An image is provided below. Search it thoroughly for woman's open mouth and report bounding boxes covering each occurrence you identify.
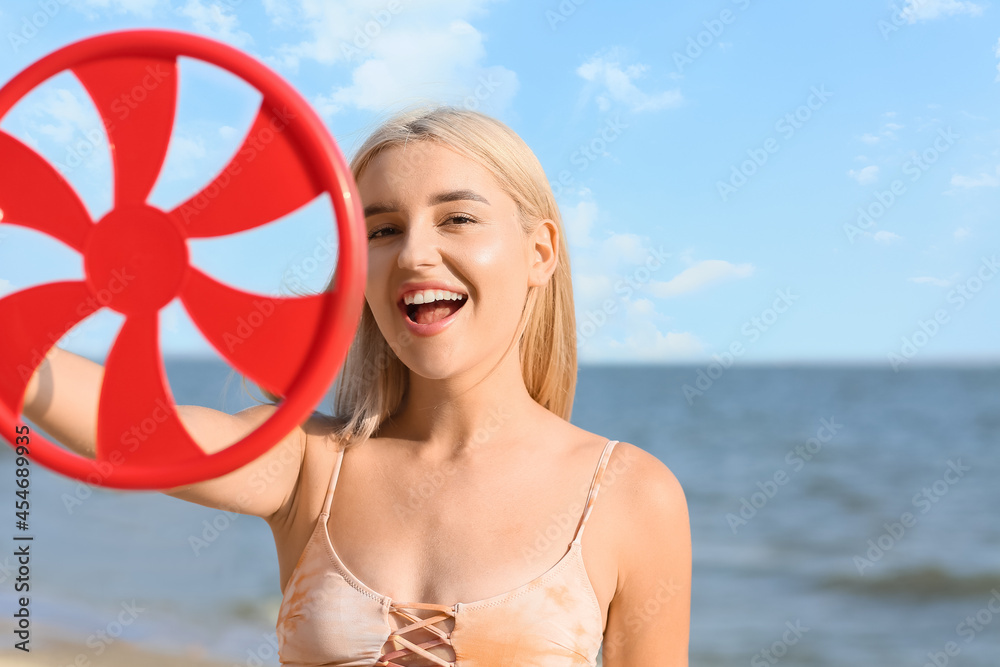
[397,294,469,335]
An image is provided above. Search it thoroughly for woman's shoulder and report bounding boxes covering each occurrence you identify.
[607,440,683,492]
[550,420,684,509]
[562,421,677,484]
[300,411,351,449]
[582,435,687,531]
[282,413,349,514]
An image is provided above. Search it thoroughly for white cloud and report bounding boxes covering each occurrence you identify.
[851,228,903,244]
[848,165,880,185]
[262,0,295,26]
[157,133,207,181]
[21,132,40,150]
[563,200,598,248]
[960,110,989,121]
[599,232,651,266]
[312,93,343,118]
[576,298,706,362]
[30,88,98,144]
[600,322,704,362]
[878,122,902,140]
[574,271,613,304]
[266,3,356,68]
[268,2,516,116]
[172,135,207,161]
[900,0,985,22]
[860,117,905,144]
[950,166,1000,189]
[625,297,656,317]
[873,230,901,243]
[556,194,710,362]
[327,21,517,114]
[561,192,740,363]
[558,196,698,362]
[910,275,953,287]
[12,86,109,177]
[576,48,682,113]
[650,260,754,298]
[0,279,13,297]
[177,0,252,47]
[568,228,670,306]
[954,226,971,240]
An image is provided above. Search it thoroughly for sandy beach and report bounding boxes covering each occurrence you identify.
[0,640,234,667]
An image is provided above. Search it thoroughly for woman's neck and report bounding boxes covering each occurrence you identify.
[379,354,545,460]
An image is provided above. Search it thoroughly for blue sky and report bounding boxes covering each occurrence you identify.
[0,0,998,367]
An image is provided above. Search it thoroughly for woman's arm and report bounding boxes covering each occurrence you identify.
[21,346,306,523]
[601,446,691,666]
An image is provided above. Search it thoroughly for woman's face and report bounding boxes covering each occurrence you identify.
[357,140,555,379]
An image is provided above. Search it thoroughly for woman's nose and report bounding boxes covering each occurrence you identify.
[395,220,440,269]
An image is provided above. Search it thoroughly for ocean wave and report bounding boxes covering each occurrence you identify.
[820,565,1000,599]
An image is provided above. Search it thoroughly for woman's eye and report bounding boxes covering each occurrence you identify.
[368,217,475,240]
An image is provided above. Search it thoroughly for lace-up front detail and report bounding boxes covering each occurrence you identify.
[276,439,619,667]
[378,602,456,666]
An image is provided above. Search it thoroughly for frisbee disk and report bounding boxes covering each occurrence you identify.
[0,30,366,490]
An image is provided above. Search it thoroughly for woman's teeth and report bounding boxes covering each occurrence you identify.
[402,289,466,305]
[406,296,467,324]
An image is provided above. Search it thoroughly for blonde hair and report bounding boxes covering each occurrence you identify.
[245,105,577,449]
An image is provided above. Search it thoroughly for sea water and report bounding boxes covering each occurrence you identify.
[0,361,997,666]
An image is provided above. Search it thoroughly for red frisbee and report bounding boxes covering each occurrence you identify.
[0,30,366,490]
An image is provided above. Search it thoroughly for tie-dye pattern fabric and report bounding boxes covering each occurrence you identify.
[276,439,619,666]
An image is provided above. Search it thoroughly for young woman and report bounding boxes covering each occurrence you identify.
[23,106,690,666]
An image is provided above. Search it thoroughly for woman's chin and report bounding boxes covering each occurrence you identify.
[405,361,464,382]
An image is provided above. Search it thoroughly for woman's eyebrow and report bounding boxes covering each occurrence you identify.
[430,189,491,206]
[363,190,491,218]
[364,202,397,218]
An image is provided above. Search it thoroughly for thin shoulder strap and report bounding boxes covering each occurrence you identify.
[571,440,619,545]
[320,444,346,517]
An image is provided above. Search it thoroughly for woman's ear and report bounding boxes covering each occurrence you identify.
[527,219,559,288]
